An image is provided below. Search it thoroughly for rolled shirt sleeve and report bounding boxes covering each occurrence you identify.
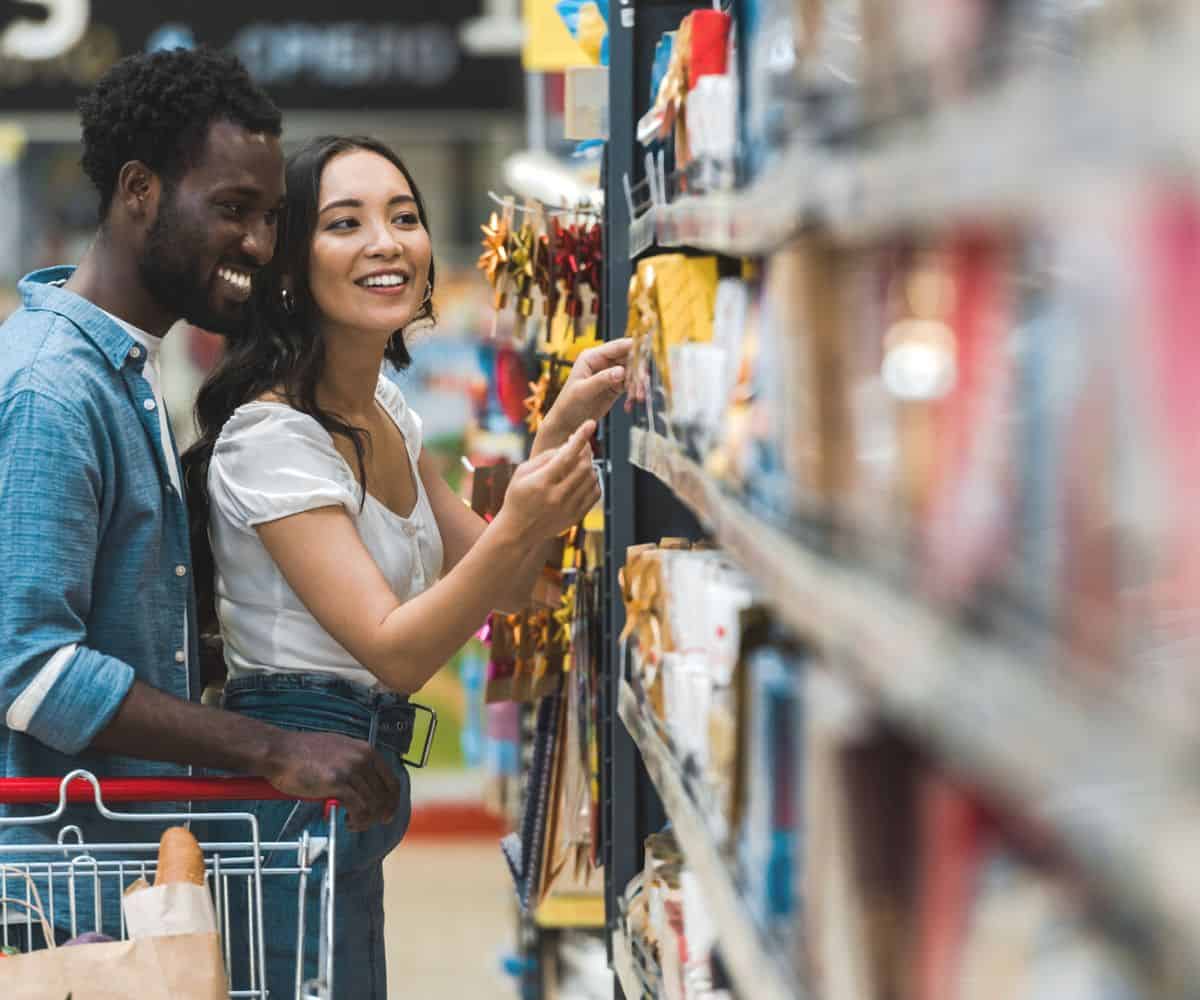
[0,389,135,754]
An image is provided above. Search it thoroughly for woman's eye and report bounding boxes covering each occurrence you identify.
[327,218,358,231]
[393,213,420,226]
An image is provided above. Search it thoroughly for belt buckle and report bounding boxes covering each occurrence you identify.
[403,702,438,768]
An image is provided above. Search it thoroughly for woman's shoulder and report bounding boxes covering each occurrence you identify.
[212,397,351,485]
[215,394,328,448]
[208,397,358,525]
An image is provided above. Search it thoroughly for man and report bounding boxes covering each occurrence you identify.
[0,48,399,933]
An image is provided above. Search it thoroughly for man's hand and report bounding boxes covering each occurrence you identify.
[537,339,634,449]
[91,681,403,832]
[262,731,402,832]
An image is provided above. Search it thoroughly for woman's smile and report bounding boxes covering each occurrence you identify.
[355,267,412,296]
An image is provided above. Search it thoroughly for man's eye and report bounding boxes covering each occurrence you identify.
[264,210,279,227]
[220,203,244,219]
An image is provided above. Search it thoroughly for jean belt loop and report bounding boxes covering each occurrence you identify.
[367,709,380,748]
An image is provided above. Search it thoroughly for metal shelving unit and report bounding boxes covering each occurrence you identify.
[598,4,1200,996]
[629,427,1200,986]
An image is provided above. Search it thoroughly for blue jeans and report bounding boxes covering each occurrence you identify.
[213,673,415,1000]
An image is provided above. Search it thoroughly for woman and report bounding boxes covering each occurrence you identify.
[182,135,630,998]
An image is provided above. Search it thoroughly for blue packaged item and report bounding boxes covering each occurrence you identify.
[738,644,805,932]
[651,32,675,108]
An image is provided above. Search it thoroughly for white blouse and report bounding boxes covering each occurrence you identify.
[208,375,444,687]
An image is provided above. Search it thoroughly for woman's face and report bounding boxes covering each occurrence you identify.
[308,148,432,340]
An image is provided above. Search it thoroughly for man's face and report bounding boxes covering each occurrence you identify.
[139,120,284,335]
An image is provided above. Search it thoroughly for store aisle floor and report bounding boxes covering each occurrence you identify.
[383,839,516,999]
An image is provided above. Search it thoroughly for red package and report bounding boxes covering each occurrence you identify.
[911,778,992,1000]
[688,10,731,89]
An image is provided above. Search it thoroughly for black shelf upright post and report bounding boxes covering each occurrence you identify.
[601,6,640,999]
[602,5,710,999]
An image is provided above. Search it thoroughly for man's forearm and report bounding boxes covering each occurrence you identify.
[89,680,282,777]
[89,680,408,829]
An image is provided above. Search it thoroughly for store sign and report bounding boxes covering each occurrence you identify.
[1,0,90,60]
[0,0,522,111]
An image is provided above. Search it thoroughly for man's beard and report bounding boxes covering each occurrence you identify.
[138,195,249,336]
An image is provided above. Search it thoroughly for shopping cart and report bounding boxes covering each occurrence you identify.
[0,769,337,999]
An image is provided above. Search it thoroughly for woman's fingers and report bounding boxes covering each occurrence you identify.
[565,468,602,520]
[542,421,595,482]
[571,339,633,380]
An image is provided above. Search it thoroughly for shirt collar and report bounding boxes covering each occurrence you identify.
[18,266,146,371]
[100,308,162,358]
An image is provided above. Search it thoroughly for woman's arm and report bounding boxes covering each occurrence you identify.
[417,340,632,611]
[418,450,570,614]
[255,422,601,693]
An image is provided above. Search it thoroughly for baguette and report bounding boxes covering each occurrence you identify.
[155,826,206,886]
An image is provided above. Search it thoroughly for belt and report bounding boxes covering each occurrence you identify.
[222,673,438,768]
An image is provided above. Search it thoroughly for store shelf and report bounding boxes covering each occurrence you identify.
[612,925,648,1000]
[534,895,606,930]
[618,679,806,1000]
[534,894,606,930]
[628,8,1200,257]
[629,427,1200,985]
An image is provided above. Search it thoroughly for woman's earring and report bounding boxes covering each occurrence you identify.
[281,287,295,315]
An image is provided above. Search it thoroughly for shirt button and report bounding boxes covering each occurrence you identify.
[144,399,156,411]
[174,650,186,664]
[175,565,187,577]
[129,346,142,360]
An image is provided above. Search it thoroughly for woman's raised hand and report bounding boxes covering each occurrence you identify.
[539,339,636,444]
[497,420,601,542]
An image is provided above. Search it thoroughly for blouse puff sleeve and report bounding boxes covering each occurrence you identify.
[209,404,360,530]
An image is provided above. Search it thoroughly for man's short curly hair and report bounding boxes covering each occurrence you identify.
[78,47,282,221]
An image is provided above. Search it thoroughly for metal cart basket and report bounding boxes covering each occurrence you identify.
[0,769,337,999]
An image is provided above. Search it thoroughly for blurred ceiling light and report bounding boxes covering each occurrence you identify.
[882,317,957,401]
[502,150,603,212]
[1,0,90,61]
[460,0,525,56]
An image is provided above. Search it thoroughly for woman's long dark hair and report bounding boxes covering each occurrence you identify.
[182,135,437,637]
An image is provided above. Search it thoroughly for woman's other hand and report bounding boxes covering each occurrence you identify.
[497,420,601,542]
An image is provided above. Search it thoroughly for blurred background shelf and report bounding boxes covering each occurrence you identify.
[630,427,1200,984]
[533,894,606,930]
[627,4,1200,257]
[618,679,807,1000]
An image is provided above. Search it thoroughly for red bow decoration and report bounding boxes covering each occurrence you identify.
[551,218,582,319]
[534,232,553,316]
[578,222,603,315]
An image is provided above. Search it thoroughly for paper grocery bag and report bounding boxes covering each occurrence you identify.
[0,863,227,1000]
[122,880,218,939]
[0,931,228,1000]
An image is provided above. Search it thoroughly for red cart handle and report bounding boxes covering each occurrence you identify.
[0,776,331,806]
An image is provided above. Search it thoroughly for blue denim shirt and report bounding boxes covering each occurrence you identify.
[0,267,200,853]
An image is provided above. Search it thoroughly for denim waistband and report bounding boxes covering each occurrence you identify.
[222,672,415,757]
